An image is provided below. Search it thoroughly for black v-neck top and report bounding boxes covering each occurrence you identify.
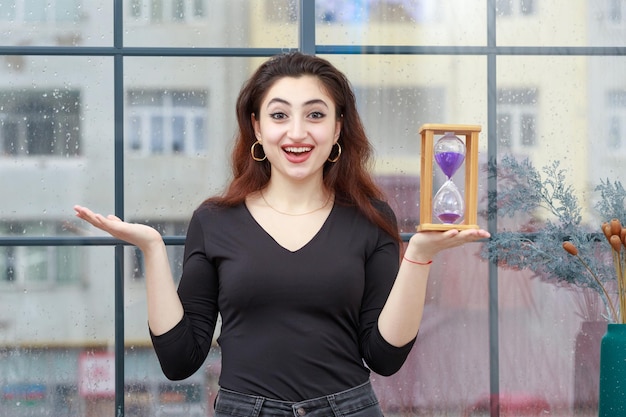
[151,200,415,401]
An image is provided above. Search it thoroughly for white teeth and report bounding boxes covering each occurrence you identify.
[284,146,311,153]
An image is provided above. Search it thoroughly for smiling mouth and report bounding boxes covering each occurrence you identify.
[283,146,312,155]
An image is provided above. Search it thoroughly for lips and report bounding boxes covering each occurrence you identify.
[282,145,313,163]
[283,146,312,154]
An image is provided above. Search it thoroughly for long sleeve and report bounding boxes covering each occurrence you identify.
[150,208,220,380]
[358,203,416,376]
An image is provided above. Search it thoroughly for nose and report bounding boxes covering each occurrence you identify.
[288,118,307,141]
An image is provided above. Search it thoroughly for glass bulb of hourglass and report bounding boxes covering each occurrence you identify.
[434,132,465,179]
[433,180,464,224]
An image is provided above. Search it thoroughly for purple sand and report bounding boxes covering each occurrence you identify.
[435,151,465,178]
[437,212,462,224]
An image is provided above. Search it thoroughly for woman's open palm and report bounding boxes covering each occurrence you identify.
[74,205,162,250]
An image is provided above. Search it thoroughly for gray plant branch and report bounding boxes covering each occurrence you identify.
[482,155,626,321]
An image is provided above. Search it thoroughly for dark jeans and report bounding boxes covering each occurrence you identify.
[214,380,384,417]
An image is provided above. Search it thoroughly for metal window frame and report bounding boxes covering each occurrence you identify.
[1,0,626,415]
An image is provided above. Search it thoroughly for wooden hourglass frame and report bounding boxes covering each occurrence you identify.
[417,124,481,232]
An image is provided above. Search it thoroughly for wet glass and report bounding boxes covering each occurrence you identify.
[316,0,487,46]
[496,0,626,47]
[0,1,114,47]
[125,1,298,48]
[0,54,115,415]
[0,248,116,417]
[0,56,116,231]
[493,56,626,416]
[123,57,253,222]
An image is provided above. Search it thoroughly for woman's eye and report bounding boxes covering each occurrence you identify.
[309,111,325,119]
[269,112,287,120]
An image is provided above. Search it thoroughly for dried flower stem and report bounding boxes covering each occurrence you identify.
[607,220,626,324]
[615,248,626,324]
[563,241,619,322]
[582,255,619,323]
[613,249,625,323]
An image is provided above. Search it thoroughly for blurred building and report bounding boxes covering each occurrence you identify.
[1,1,625,416]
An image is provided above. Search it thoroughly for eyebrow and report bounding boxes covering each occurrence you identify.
[266,97,329,109]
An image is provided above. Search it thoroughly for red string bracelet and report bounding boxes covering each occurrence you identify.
[403,255,433,266]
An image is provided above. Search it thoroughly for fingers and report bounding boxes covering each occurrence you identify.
[73,205,119,232]
[440,229,490,246]
[455,228,491,240]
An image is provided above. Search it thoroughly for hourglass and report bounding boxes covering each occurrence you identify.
[417,124,481,232]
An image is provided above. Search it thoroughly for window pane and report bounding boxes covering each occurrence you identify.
[125,1,297,48]
[0,1,114,47]
[0,56,115,234]
[316,0,487,46]
[497,0,626,46]
[0,247,116,415]
[492,56,626,415]
[124,57,248,220]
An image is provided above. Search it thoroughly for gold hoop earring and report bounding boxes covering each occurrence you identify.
[251,140,267,162]
[327,142,341,163]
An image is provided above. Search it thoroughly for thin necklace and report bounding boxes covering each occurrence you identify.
[260,191,332,216]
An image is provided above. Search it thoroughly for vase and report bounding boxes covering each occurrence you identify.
[599,323,626,417]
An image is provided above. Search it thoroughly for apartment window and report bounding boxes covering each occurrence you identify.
[0,222,83,286]
[0,89,81,157]
[607,90,626,151]
[130,221,186,281]
[0,0,82,23]
[497,88,538,151]
[126,90,208,156]
[129,0,206,23]
[496,0,535,17]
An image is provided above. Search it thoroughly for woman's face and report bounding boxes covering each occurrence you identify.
[252,75,341,184]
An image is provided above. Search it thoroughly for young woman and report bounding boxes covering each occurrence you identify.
[74,52,489,417]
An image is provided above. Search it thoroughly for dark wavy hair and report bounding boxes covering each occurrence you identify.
[206,52,399,242]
